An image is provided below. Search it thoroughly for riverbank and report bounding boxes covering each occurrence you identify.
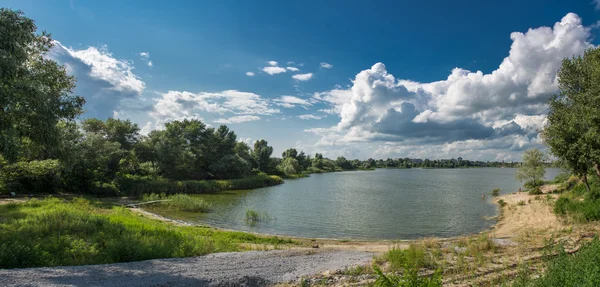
[1,182,598,286]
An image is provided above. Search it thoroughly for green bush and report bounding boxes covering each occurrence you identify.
[383,244,437,271]
[245,208,272,224]
[528,187,543,195]
[498,199,507,207]
[491,188,500,197]
[91,181,120,197]
[524,179,546,189]
[373,263,442,287]
[0,160,61,194]
[114,174,283,196]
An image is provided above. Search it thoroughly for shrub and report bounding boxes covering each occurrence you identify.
[372,264,442,287]
[528,187,543,195]
[524,179,545,189]
[91,181,120,197]
[491,188,500,197]
[0,160,61,194]
[383,244,437,271]
[518,200,526,206]
[498,199,507,207]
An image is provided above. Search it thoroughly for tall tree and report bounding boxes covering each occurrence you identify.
[543,47,600,189]
[0,9,85,163]
[252,140,273,173]
[515,148,546,188]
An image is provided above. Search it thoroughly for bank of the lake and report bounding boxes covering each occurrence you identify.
[146,168,563,240]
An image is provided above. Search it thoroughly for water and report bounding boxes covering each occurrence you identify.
[151,168,563,240]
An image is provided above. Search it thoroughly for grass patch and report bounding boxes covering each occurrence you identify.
[382,244,437,271]
[553,178,600,222]
[142,193,211,212]
[511,237,600,286]
[0,197,292,269]
[245,208,273,224]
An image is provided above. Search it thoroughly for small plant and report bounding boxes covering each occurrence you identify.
[245,208,273,224]
[497,199,507,207]
[528,187,542,195]
[517,200,526,206]
[491,188,500,197]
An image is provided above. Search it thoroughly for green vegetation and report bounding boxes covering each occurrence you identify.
[543,47,600,191]
[553,177,600,222]
[374,244,442,287]
[0,197,293,269]
[491,188,500,197]
[142,193,212,212]
[383,245,438,271]
[245,209,273,224]
[372,265,442,287]
[498,199,507,207]
[515,149,546,188]
[511,238,600,287]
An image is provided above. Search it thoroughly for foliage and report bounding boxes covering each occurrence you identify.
[491,188,500,197]
[553,178,600,222]
[511,237,600,287]
[142,193,211,212]
[372,264,442,287]
[383,244,437,271]
[0,9,85,163]
[516,149,546,187]
[0,160,61,194]
[245,209,273,224]
[498,199,507,207]
[543,47,600,191]
[252,140,273,173]
[0,198,292,268]
[277,157,302,176]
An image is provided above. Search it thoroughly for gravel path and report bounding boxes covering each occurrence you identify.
[0,249,374,287]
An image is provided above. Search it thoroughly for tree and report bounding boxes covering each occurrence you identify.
[543,47,600,190]
[282,148,298,159]
[277,157,301,175]
[252,140,273,173]
[515,149,546,188]
[0,9,85,163]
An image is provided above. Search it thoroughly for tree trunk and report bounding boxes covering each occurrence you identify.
[583,174,591,192]
[595,163,600,179]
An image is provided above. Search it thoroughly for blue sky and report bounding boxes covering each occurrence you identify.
[3,0,600,160]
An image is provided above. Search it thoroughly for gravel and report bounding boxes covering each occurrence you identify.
[0,249,374,287]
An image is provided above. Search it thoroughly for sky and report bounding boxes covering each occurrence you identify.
[3,0,600,161]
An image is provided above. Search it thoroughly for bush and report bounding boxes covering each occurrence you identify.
[91,181,120,197]
[528,187,543,195]
[491,188,500,197]
[524,179,546,189]
[114,174,283,196]
[373,264,442,287]
[143,193,211,212]
[0,160,61,194]
[498,199,507,207]
[383,244,437,271]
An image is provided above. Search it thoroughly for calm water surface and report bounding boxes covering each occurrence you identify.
[153,168,562,240]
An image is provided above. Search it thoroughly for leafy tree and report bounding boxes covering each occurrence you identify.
[252,140,273,173]
[234,141,257,169]
[336,156,353,170]
[277,157,301,175]
[0,9,85,162]
[543,47,600,190]
[312,153,324,169]
[282,148,298,159]
[515,148,546,188]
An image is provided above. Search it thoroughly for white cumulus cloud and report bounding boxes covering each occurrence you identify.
[320,62,333,69]
[214,115,261,124]
[292,73,313,81]
[246,71,255,76]
[262,66,287,75]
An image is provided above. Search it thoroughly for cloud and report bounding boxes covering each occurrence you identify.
[147,90,279,129]
[292,73,313,81]
[262,66,287,75]
[298,114,323,120]
[214,115,261,124]
[139,52,152,67]
[320,62,333,69]
[286,67,299,71]
[267,60,278,66]
[594,0,600,10]
[246,71,255,76]
[48,41,146,119]
[273,95,312,108]
[305,13,593,160]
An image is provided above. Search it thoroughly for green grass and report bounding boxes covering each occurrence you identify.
[553,177,600,222]
[511,237,600,287]
[0,197,293,269]
[382,244,438,271]
[245,208,273,224]
[142,193,212,212]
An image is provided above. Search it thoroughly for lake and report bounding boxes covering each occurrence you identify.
[150,168,563,240]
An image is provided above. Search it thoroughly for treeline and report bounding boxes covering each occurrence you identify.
[0,9,519,198]
[373,157,519,169]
